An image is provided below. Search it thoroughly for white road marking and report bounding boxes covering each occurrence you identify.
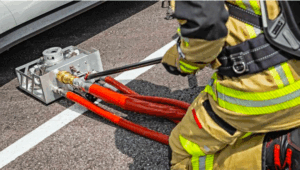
[0,40,176,169]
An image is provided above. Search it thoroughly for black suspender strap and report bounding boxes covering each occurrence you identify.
[225,2,263,29]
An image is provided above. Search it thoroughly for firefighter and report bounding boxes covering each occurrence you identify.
[162,1,300,169]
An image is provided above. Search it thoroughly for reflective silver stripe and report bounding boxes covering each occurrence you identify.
[242,1,256,13]
[253,26,262,36]
[199,156,206,170]
[217,88,300,107]
[242,0,263,36]
[275,64,289,86]
[208,79,214,86]
[182,37,189,44]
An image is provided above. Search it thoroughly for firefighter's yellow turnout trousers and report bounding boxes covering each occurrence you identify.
[164,1,300,169]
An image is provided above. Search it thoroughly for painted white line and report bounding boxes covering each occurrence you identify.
[0,40,176,169]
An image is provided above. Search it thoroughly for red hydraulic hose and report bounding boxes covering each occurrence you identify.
[124,98,185,119]
[126,94,190,110]
[66,91,169,145]
[106,77,189,121]
[104,76,190,110]
[104,76,138,95]
[88,84,186,119]
[88,84,128,107]
[124,98,182,124]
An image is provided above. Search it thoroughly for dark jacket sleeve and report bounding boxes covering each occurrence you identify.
[173,1,229,41]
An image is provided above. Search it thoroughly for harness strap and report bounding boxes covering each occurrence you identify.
[226,2,262,29]
[217,34,292,77]
[218,2,289,77]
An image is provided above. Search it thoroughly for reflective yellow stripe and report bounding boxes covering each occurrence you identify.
[204,85,217,101]
[218,95,300,115]
[241,132,252,139]
[215,74,300,114]
[180,65,194,73]
[232,0,263,37]
[268,62,294,88]
[235,0,247,10]
[216,79,300,101]
[177,27,181,36]
[179,61,199,73]
[184,41,189,47]
[179,135,207,170]
[249,0,261,15]
[191,156,200,170]
[245,23,257,39]
[182,37,190,47]
[218,89,300,107]
[211,72,218,80]
[236,0,261,15]
[205,155,214,170]
[281,62,295,84]
[178,27,190,48]
[177,94,213,170]
[205,72,218,101]
[269,66,285,88]
[179,60,199,70]
[179,135,206,156]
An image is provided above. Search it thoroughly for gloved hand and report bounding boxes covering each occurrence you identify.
[162,43,207,76]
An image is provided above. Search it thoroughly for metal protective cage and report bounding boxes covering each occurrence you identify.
[15,46,103,104]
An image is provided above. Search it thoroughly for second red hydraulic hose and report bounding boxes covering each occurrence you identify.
[66,91,169,145]
[88,84,187,120]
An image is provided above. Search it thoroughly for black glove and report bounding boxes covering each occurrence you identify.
[162,63,187,77]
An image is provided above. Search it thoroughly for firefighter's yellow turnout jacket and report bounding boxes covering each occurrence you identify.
[163,1,300,169]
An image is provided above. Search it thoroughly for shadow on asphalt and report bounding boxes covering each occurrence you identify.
[0,1,157,87]
[81,76,205,170]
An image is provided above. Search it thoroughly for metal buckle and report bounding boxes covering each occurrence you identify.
[230,53,248,74]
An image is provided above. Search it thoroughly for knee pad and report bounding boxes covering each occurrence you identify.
[263,128,300,170]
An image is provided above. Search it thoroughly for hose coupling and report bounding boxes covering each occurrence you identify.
[52,86,67,96]
[56,71,76,85]
[72,78,92,92]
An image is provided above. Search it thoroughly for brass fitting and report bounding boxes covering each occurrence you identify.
[56,71,76,85]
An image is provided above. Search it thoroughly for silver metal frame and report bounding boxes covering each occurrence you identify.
[15,46,103,104]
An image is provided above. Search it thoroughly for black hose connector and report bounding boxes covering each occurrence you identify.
[85,93,98,103]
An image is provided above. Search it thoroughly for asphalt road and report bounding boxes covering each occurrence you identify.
[0,2,214,170]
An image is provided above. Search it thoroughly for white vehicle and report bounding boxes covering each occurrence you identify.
[0,1,104,54]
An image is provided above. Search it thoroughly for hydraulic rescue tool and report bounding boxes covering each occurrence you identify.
[15,46,103,104]
[16,46,189,145]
